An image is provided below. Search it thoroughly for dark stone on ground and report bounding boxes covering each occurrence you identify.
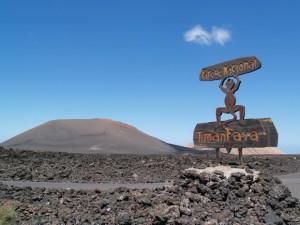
[1,147,300,183]
[0,165,300,224]
[1,147,300,224]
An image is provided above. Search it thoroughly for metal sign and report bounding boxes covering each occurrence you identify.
[194,118,278,148]
[200,56,261,81]
[194,56,278,164]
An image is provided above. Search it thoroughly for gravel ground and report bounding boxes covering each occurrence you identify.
[1,147,300,225]
[1,168,300,224]
[0,148,300,183]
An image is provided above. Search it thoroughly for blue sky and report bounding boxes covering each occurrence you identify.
[0,1,299,153]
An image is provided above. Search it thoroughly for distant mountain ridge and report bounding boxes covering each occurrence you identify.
[1,119,181,154]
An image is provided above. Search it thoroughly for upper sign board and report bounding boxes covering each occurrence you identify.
[200,56,262,81]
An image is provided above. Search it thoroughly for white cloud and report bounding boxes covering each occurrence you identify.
[184,25,211,45]
[211,26,231,45]
[184,25,231,46]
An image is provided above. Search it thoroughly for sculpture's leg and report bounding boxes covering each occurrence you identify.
[216,108,223,126]
[216,107,229,127]
[234,105,246,125]
[239,105,246,125]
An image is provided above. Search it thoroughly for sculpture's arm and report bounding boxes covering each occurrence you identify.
[232,76,241,93]
[219,78,227,93]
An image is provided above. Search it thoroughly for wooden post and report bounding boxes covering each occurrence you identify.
[226,147,232,154]
[216,148,220,163]
[238,147,243,165]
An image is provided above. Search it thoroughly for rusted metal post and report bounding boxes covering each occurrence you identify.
[238,147,243,165]
[216,147,220,163]
[226,147,232,154]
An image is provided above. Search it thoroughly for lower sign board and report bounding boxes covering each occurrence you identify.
[193,118,278,149]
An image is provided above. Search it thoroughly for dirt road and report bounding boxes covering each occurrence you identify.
[278,172,300,199]
[0,180,169,191]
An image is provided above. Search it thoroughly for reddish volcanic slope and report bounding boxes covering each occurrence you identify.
[1,119,179,154]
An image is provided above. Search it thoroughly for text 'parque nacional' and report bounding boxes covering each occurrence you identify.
[200,56,262,81]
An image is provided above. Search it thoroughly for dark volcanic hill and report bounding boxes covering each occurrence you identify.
[1,119,181,154]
